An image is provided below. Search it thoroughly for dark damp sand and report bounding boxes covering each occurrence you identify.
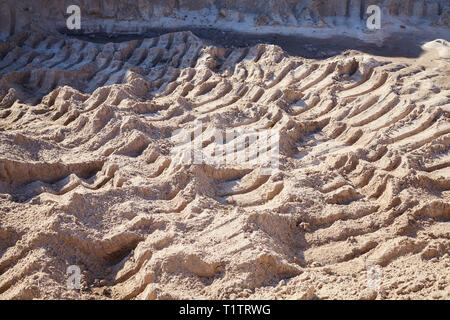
[64,26,450,59]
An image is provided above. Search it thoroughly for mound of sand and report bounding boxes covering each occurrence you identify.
[0,27,449,300]
[422,39,450,58]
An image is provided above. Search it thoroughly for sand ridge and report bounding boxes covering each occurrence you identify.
[0,29,449,299]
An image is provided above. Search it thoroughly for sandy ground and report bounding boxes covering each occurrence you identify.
[0,27,448,300]
[69,28,441,59]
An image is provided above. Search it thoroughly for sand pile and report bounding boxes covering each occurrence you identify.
[0,26,449,300]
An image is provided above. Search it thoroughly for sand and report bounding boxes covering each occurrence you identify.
[0,1,449,300]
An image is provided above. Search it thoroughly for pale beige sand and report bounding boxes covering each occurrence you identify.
[0,29,449,300]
